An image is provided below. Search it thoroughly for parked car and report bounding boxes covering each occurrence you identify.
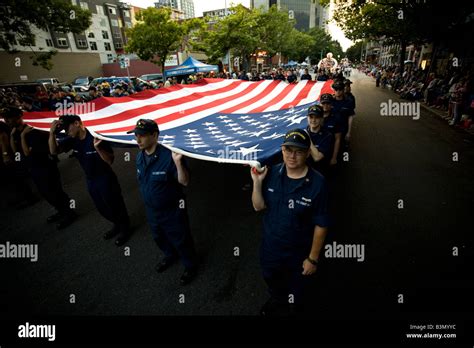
[72,76,93,91]
[139,73,163,83]
[35,78,60,85]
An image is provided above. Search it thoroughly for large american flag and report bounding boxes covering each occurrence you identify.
[23,78,333,167]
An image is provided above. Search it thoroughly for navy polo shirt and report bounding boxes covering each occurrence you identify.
[261,163,330,264]
[332,98,355,135]
[136,144,185,213]
[306,126,334,170]
[345,92,356,110]
[12,128,56,169]
[322,111,343,135]
[59,129,114,179]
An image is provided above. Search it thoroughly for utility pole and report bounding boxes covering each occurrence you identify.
[225,0,232,73]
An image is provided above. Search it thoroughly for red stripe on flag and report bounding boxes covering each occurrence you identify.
[25,80,246,129]
[219,80,281,114]
[317,80,334,100]
[279,81,315,109]
[247,82,299,113]
[98,81,263,134]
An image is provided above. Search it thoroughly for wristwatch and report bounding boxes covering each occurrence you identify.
[307,257,318,265]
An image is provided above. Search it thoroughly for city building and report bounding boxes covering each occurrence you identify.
[250,0,329,31]
[1,0,132,65]
[155,0,195,19]
[0,0,135,83]
[202,8,232,22]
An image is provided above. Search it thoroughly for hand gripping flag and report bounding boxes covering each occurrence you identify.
[23,78,333,168]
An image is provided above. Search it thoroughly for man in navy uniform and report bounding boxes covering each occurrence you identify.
[331,80,355,148]
[250,128,330,315]
[1,106,76,227]
[128,119,198,285]
[306,104,334,177]
[319,93,343,166]
[343,79,356,145]
[48,115,131,245]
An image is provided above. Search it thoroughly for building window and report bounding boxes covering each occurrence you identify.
[114,42,123,49]
[99,18,107,27]
[107,53,114,62]
[104,42,111,51]
[76,38,88,48]
[79,2,88,10]
[88,32,94,38]
[111,19,119,27]
[90,41,97,50]
[113,32,122,39]
[123,10,130,17]
[102,30,109,39]
[118,19,123,28]
[96,5,104,15]
[57,38,68,47]
[108,7,116,15]
[45,39,53,47]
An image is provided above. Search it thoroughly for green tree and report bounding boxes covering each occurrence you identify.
[126,7,194,77]
[256,5,295,59]
[306,27,342,64]
[0,0,91,70]
[346,41,365,63]
[193,5,259,71]
[320,0,474,73]
[284,29,315,63]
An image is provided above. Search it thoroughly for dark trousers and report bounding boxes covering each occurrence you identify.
[30,164,71,215]
[10,162,35,202]
[146,207,197,270]
[86,173,130,229]
[262,262,311,305]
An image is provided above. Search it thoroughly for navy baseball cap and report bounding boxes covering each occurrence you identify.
[319,93,334,104]
[282,128,310,149]
[59,114,82,127]
[308,104,324,117]
[332,81,345,90]
[127,119,159,135]
[0,106,23,119]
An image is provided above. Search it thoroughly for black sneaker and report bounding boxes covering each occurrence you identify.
[114,231,131,246]
[103,226,120,240]
[15,196,40,210]
[260,297,280,316]
[155,257,176,273]
[56,211,77,230]
[180,267,197,286]
[47,212,63,223]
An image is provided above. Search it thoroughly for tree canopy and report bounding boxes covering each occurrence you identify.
[0,0,92,69]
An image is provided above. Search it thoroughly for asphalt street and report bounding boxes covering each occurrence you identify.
[1,71,473,317]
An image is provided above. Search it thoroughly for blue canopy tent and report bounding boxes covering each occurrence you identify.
[164,56,219,78]
[283,60,298,67]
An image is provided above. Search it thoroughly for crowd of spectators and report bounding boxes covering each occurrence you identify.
[359,63,474,129]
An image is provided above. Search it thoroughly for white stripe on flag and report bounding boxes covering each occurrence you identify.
[296,81,325,106]
[263,80,308,112]
[232,81,289,114]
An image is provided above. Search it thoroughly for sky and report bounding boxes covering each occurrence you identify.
[127,0,353,51]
